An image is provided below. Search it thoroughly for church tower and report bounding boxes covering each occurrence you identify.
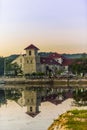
[24,44,40,74]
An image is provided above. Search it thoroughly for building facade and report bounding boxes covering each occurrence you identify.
[12,44,72,75]
[12,44,41,74]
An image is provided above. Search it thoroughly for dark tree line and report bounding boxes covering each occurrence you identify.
[73,89,87,106]
[0,57,4,75]
[0,57,22,76]
[69,58,87,76]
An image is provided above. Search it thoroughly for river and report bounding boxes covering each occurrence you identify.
[0,84,87,130]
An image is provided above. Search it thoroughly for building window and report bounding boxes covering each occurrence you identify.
[30,106,32,112]
[29,51,31,55]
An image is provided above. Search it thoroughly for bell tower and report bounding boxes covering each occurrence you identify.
[24,44,39,57]
[24,44,40,74]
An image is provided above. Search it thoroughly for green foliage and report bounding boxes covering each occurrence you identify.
[0,55,19,76]
[5,60,23,76]
[56,70,64,75]
[5,89,22,101]
[49,109,87,130]
[66,109,87,130]
[71,109,87,118]
[25,72,45,79]
[69,58,87,75]
[0,57,4,75]
[73,89,87,106]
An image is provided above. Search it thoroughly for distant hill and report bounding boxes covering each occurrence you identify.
[5,53,87,61]
[62,53,87,59]
[39,52,87,59]
[5,54,19,62]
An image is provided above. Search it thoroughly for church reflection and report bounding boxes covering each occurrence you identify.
[0,86,86,117]
[17,88,41,117]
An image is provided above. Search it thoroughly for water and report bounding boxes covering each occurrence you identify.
[0,84,86,130]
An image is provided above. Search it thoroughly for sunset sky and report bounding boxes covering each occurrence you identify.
[0,0,87,56]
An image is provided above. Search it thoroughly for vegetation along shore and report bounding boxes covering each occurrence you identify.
[48,109,87,130]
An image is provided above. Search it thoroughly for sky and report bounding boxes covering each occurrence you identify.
[0,0,87,56]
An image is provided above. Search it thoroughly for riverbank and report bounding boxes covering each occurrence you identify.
[48,106,87,130]
[2,77,87,87]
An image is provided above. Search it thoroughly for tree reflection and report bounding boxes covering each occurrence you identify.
[5,89,22,101]
[0,89,7,106]
[0,87,87,114]
[73,88,87,106]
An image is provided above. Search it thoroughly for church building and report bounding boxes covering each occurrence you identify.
[12,44,41,74]
[12,44,72,75]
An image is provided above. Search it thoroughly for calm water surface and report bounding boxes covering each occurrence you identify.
[0,84,86,130]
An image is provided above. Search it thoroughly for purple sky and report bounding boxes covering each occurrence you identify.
[0,0,87,56]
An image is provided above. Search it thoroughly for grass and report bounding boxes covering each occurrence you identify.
[48,109,87,130]
[66,109,87,130]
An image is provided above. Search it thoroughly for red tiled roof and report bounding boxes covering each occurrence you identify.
[24,44,39,50]
[40,57,61,65]
[62,58,73,66]
[49,52,62,58]
[40,52,66,66]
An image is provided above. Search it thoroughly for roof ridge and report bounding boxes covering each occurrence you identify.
[24,44,39,50]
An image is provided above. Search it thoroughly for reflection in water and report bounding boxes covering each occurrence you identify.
[17,88,41,117]
[0,85,87,130]
[0,89,7,107]
[1,86,87,116]
[0,87,72,115]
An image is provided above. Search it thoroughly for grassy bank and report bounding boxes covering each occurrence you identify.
[48,109,87,130]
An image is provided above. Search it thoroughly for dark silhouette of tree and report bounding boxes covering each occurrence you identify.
[0,57,4,75]
[73,89,87,105]
[69,58,87,75]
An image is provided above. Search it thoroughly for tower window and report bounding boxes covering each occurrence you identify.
[30,107,32,112]
[29,51,31,55]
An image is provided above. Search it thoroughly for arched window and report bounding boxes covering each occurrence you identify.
[30,106,32,112]
[29,51,31,55]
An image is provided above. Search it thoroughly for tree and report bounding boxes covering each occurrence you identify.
[73,89,87,105]
[69,58,87,75]
[6,62,23,76]
[0,57,4,75]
